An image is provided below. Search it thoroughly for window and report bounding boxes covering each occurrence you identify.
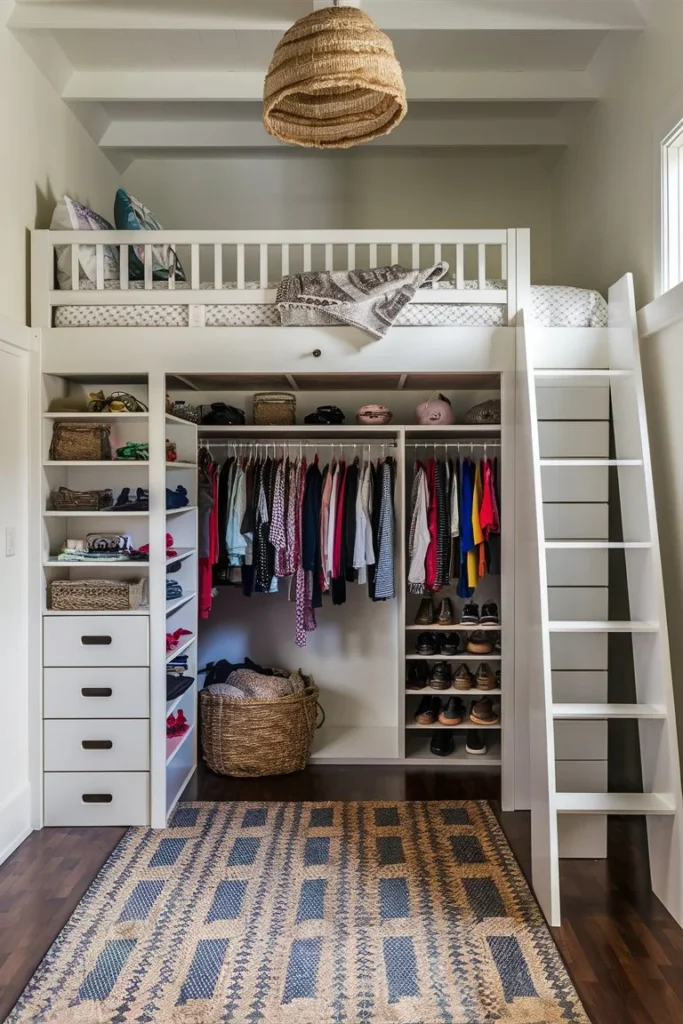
[661,118,683,292]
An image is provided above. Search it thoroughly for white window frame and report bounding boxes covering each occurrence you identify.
[661,118,683,295]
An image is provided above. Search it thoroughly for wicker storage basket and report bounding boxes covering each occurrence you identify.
[200,684,320,777]
[50,578,145,612]
[253,392,296,426]
[50,487,114,512]
[49,422,112,461]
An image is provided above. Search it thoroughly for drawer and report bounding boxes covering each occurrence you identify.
[44,668,149,719]
[44,616,149,667]
[44,772,149,826]
[44,719,149,771]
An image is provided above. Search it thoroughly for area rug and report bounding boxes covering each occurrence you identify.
[9,801,589,1023]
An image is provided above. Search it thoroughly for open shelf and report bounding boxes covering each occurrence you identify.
[44,412,148,420]
[166,506,197,517]
[43,460,149,467]
[44,606,149,616]
[166,723,195,766]
[406,654,501,661]
[166,593,196,615]
[405,687,502,696]
[407,721,501,730]
[167,462,197,470]
[166,412,198,427]
[405,623,501,631]
[43,557,149,567]
[43,510,149,518]
[166,634,196,663]
[405,736,501,766]
[166,548,196,566]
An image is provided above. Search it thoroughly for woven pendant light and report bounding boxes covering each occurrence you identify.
[263,2,407,149]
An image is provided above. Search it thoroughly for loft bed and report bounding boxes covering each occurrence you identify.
[32,229,607,335]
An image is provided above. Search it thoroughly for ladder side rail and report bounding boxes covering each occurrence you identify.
[516,318,561,926]
[609,273,683,927]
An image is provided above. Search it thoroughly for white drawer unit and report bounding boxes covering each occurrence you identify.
[43,615,149,667]
[44,772,150,827]
[44,719,150,772]
[44,668,150,719]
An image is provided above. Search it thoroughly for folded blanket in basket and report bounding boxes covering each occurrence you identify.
[276,262,449,339]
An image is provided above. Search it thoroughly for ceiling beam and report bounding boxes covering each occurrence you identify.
[63,69,600,103]
[98,115,570,150]
[9,0,649,33]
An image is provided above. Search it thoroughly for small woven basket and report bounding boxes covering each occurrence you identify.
[49,422,112,461]
[50,578,145,612]
[50,487,114,511]
[200,684,320,777]
[253,392,296,426]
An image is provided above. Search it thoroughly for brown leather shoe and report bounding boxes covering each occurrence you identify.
[414,597,435,625]
[475,663,496,691]
[469,697,500,726]
[436,598,454,625]
[429,662,451,690]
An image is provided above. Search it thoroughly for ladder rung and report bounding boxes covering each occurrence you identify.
[545,541,651,549]
[549,621,659,632]
[534,370,633,378]
[555,792,676,815]
[552,703,667,720]
[540,459,643,467]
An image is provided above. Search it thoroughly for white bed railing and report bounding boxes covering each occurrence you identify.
[32,228,530,328]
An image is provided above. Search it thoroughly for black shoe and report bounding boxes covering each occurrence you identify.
[438,696,466,725]
[416,632,438,656]
[465,730,488,755]
[430,730,455,757]
[415,695,441,725]
[406,663,428,690]
[414,597,435,625]
[481,602,500,625]
[440,632,461,656]
[429,661,451,690]
[460,602,480,625]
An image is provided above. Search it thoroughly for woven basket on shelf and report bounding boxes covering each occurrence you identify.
[50,487,114,512]
[253,392,296,426]
[49,422,112,461]
[200,684,321,777]
[263,7,407,149]
[50,578,145,612]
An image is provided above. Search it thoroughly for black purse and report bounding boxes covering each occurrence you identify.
[304,405,346,425]
[200,403,245,426]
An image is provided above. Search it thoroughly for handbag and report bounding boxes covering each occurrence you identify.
[200,403,245,426]
[304,405,345,425]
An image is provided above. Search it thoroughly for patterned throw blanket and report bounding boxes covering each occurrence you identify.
[276,261,449,338]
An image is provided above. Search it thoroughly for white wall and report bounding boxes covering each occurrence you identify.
[551,3,683,307]
[0,8,121,325]
[123,149,554,281]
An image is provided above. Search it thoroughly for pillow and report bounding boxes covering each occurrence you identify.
[114,188,186,282]
[205,683,246,699]
[227,669,295,698]
[51,196,119,290]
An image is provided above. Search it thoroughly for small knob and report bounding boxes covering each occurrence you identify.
[312,348,322,358]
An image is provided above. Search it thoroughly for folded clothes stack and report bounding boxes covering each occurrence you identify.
[166,485,189,509]
[168,654,189,675]
[114,487,149,511]
[166,578,183,600]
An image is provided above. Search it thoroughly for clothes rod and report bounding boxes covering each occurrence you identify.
[406,441,501,449]
[199,441,397,449]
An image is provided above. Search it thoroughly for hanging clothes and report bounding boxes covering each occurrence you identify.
[408,462,430,594]
[374,457,396,601]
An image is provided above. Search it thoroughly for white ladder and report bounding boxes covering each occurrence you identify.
[518,273,683,927]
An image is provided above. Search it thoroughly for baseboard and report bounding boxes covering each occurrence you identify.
[0,784,33,865]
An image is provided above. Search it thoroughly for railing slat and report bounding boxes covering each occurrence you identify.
[390,243,398,265]
[144,244,153,290]
[456,244,464,290]
[71,244,79,291]
[236,244,245,289]
[191,244,200,290]
[119,244,129,290]
[412,243,420,270]
[347,243,355,271]
[214,243,223,290]
[281,243,289,277]
[95,245,104,290]
[501,244,507,281]
[478,243,486,289]
[325,244,333,271]
[303,243,312,272]
[259,244,268,289]
[369,243,377,267]
[434,243,442,264]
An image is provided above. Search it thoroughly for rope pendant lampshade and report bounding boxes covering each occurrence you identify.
[263,1,407,149]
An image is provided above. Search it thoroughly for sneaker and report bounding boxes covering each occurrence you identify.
[414,597,435,625]
[465,730,488,755]
[438,696,465,726]
[416,632,438,656]
[460,602,479,625]
[481,601,500,625]
[430,730,455,757]
[454,664,475,690]
[469,697,500,726]
[436,597,454,625]
[440,632,461,656]
[429,662,451,690]
[466,631,494,654]
[415,695,441,725]
[406,663,428,690]
[475,663,496,691]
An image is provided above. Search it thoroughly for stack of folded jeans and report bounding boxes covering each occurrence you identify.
[166,578,183,601]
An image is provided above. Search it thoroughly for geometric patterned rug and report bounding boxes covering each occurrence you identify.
[8,801,589,1023]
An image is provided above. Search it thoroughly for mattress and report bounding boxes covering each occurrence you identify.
[53,281,608,329]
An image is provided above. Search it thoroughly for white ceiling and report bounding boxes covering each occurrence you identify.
[9,0,650,168]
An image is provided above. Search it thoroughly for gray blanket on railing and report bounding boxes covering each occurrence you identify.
[276,262,449,339]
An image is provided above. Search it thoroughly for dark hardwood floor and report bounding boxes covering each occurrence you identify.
[1,765,682,1023]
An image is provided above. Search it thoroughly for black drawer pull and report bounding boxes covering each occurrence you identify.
[82,794,113,804]
[312,348,322,358]
[81,687,113,698]
[81,635,113,646]
[82,739,113,750]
